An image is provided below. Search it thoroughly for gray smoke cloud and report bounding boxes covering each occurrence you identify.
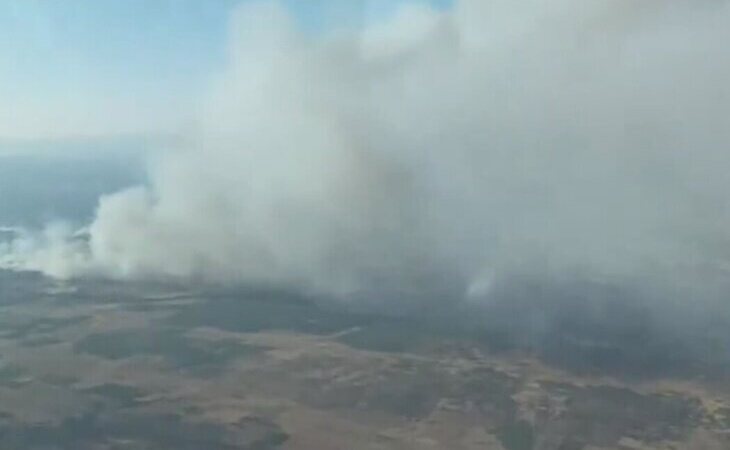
[3,0,730,311]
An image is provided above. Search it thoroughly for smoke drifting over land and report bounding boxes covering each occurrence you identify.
[3,0,730,316]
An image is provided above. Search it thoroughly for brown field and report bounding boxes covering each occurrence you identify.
[0,272,728,449]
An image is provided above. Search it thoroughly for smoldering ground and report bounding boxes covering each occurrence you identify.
[2,0,730,379]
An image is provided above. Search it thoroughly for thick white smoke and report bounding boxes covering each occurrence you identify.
[4,0,730,305]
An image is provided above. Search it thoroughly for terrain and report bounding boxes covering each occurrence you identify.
[0,270,728,449]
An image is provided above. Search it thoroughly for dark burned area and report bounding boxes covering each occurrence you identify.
[3,268,730,381]
[0,410,288,450]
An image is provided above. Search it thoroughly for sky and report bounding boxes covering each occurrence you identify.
[0,0,451,140]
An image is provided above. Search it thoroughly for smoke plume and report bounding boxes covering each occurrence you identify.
[4,0,730,311]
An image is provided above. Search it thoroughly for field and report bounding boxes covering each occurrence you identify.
[0,270,728,449]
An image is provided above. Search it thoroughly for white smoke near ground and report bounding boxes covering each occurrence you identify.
[3,0,730,307]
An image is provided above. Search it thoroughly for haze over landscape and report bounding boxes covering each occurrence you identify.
[2,1,730,449]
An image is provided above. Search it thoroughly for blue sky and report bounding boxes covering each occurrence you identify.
[0,0,452,140]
